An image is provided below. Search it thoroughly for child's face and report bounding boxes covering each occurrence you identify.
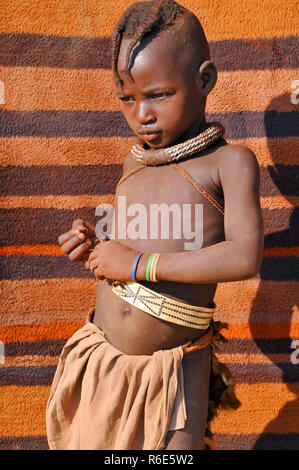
[116,35,206,149]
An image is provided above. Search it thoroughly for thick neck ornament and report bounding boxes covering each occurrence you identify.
[130,121,225,166]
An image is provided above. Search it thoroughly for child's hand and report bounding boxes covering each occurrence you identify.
[58,219,95,262]
[85,239,138,281]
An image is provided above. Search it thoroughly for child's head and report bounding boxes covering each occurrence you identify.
[112,0,217,148]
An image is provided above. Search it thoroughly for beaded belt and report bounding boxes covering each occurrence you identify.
[112,281,215,329]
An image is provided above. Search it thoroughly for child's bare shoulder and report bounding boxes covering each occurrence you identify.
[217,142,259,169]
[216,142,260,184]
[181,141,259,195]
[213,142,260,203]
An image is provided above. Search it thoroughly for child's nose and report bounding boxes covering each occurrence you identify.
[136,100,156,124]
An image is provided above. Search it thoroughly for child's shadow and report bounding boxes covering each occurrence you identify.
[249,94,299,449]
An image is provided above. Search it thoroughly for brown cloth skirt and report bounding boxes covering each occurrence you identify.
[46,319,240,450]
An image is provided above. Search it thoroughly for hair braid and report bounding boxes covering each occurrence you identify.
[112,0,183,84]
[111,3,138,85]
[122,0,164,75]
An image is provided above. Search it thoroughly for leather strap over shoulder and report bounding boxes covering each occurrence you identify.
[116,162,224,216]
[169,164,224,216]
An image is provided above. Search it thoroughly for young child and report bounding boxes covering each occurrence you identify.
[46,0,264,450]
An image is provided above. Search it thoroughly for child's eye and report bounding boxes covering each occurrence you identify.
[119,96,135,103]
[151,92,170,99]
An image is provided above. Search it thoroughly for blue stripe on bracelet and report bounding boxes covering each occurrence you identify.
[131,253,143,281]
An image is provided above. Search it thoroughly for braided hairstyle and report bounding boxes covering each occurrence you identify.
[111,0,184,85]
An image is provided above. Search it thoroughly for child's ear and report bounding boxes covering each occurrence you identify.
[197,60,218,96]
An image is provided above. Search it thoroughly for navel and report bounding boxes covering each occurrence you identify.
[122,305,131,316]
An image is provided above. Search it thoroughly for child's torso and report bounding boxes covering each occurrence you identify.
[94,140,227,355]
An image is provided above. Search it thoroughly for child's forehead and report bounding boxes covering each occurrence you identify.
[118,36,174,69]
[117,31,191,82]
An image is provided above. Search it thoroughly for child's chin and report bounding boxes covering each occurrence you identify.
[140,136,164,149]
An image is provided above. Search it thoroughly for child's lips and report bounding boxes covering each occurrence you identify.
[139,130,162,142]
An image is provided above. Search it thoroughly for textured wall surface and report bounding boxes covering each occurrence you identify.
[0,0,298,450]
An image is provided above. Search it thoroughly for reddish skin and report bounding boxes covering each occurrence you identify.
[58,15,264,450]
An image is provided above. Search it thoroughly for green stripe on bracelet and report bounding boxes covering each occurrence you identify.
[145,254,154,282]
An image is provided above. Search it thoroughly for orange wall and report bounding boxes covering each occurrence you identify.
[0,0,298,450]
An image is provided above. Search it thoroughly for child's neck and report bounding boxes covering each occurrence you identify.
[175,117,209,146]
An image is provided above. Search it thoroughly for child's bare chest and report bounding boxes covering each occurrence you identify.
[116,155,223,212]
[113,155,225,251]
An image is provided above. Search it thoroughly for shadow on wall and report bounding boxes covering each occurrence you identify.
[250,93,299,450]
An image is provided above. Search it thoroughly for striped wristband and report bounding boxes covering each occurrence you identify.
[146,253,161,282]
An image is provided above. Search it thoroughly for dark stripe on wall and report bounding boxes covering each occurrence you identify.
[216,433,299,450]
[1,362,299,386]
[0,165,122,196]
[0,110,132,138]
[0,255,297,281]
[0,110,298,138]
[211,36,299,71]
[0,436,49,450]
[4,339,67,357]
[222,338,296,355]
[266,166,299,196]
[263,207,298,247]
[0,208,97,245]
[0,366,56,385]
[0,164,298,197]
[260,257,298,281]
[0,33,298,70]
[0,33,112,69]
[1,433,299,450]
[1,433,298,451]
[228,363,299,383]
[2,337,298,359]
[0,208,297,246]
[0,255,94,279]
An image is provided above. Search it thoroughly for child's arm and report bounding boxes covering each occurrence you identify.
[86,146,264,283]
[144,145,264,283]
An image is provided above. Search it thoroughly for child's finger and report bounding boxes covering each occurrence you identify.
[89,259,98,272]
[68,240,92,261]
[58,227,86,246]
[58,229,83,245]
[87,249,97,261]
[90,259,104,277]
[73,229,86,240]
[58,230,74,245]
[61,233,87,255]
